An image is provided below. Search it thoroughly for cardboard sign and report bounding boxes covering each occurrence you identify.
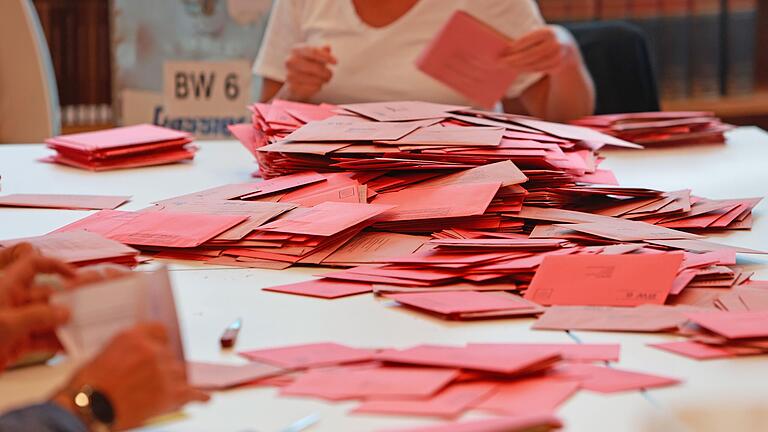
[163,60,251,117]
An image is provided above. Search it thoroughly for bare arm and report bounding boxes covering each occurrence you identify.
[502,26,595,122]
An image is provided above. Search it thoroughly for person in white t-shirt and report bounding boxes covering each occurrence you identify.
[253,0,595,122]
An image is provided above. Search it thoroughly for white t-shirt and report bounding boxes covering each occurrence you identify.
[253,0,545,106]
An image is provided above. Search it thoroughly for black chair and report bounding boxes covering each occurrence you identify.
[564,21,660,114]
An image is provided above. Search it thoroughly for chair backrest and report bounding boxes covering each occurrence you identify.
[0,0,60,143]
[565,21,661,115]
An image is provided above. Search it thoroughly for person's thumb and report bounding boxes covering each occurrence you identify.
[8,304,70,336]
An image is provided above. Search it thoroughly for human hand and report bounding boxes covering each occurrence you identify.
[0,252,74,369]
[283,44,337,101]
[0,242,37,270]
[501,26,574,74]
[64,264,132,290]
[54,323,209,430]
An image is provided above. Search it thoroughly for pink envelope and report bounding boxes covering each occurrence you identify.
[373,182,501,222]
[684,310,768,339]
[557,363,680,393]
[377,414,562,432]
[281,366,459,400]
[54,210,247,248]
[472,376,579,416]
[375,344,561,375]
[416,11,517,108]
[387,291,535,316]
[263,279,372,299]
[353,382,498,418]
[47,124,190,150]
[525,253,683,307]
[258,202,394,236]
[0,194,130,210]
[239,342,375,369]
[187,361,286,390]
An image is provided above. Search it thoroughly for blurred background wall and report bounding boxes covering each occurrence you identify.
[31,0,768,133]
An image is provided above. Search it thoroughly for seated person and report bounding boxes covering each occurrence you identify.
[0,244,208,431]
[254,0,595,122]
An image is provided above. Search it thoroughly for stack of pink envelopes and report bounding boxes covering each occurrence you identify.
[230,341,677,429]
[44,124,196,171]
[571,111,733,147]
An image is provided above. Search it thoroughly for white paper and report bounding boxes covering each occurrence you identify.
[52,267,183,360]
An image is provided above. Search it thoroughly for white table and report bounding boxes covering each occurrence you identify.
[0,127,766,432]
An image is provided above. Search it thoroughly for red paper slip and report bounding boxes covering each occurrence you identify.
[0,230,139,266]
[524,253,683,307]
[467,343,620,362]
[46,124,190,151]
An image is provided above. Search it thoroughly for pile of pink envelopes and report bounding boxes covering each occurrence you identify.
[44,124,196,171]
[571,111,732,146]
[211,341,679,429]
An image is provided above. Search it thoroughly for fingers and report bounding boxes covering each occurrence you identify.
[293,45,337,65]
[7,304,70,335]
[286,56,333,82]
[505,28,553,54]
[64,264,132,289]
[0,243,38,268]
[5,255,75,288]
[134,322,169,345]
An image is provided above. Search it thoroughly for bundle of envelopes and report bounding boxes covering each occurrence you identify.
[227,341,679,429]
[43,124,197,171]
[229,99,642,182]
[570,111,733,146]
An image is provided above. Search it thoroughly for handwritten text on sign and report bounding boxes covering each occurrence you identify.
[163,60,251,117]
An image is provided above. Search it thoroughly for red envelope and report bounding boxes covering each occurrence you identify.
[375,344,561,375]
[281,366,459,400]
[187,361,286,390]
[239,342,375,369]
[415,11,517,108]
[472,376,579,416]
[263,279,372,299]
[372,182,501,222]
[468,343,620,362]
[557,363,680,393]
[525,253,683,306]
[684,310,768,339]
[387,291,537,316]
[55,210,247,248]
[377,414,562,432]
[258,202,394,236]
[353,382,497,418]
[0,194,130,210]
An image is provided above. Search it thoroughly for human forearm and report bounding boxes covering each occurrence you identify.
[540,27,595,122]
[0,402,87,432]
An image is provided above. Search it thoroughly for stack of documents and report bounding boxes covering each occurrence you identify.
[235,341,677,425]
[43,124,196,171]
[571,111,733,146]
[0,231,140,267]
[231,100,641,181]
